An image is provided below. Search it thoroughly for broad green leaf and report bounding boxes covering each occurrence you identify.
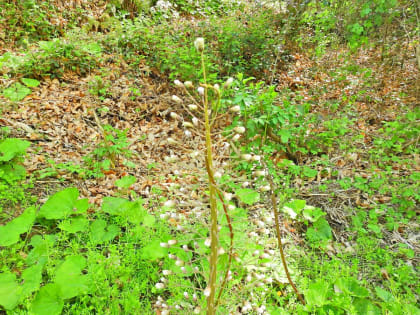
[0,273,20,310]
[89,219,119,244]
[0,206,36,246]
[58,216,89,233]
[101,197,130,215]
[336,277,369,298]
[102,197,145,224]
[302,206,326,222]
[74,198,89,213]
[0,163,27,182]
[0,138,30,162]
[21,78,40,87]
[303,167,318,178]
[141,239,167,260]
[285,199,306,214]
[38,188,79,219]
[2,82,31,102]
[236,188,260,205]
[115,175,136,189]
[31,283,63,315]
[375,286,395,303]
[26,235,56,265]
[143,214,156,227]
[55,255,88,299]
[307,218,332,243]
[353,298,381,315]
[21,262,45,297]
[305,279,330,308]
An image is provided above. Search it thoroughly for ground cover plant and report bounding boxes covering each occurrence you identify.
[0,0,419,314]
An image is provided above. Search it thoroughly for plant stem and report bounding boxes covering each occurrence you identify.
[202,51,218,315]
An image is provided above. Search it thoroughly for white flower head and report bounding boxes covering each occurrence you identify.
[234,126,246,134]
[204,238,211,247]
[164,200,176,208]
[184,81,193,88]
[188,104,198,111]
[241,154,252,161]
[155,282,165,289]
[232,134,241,141]
[168,239,177,246]
[197,86,205,95]
[192,117,199,126]
[230,105,241,113]
[203,286,211,297]
[171,95,182,104]
[194,37,205,52]
[174,79,183,87]
[170,112,180,120]
[213,83,220,92]
[223,77,234,89]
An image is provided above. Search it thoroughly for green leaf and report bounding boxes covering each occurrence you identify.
[31,283,63,315]
[0,138,30,162]
[285,199,306,214]
[26,235,56,265]
[303,166,318,178]
[305,279,330,308]
[0,162,27,182]
[58,216,89,233]
[21,262,45,297]
[102,197,145,224]
[306,218,332,242]
[0,273,20,310]
[302,206,326,222]
[38,188,80,219]
[101,196,130,215]
[89,219,119,244]
[353,298,381,315]
[141,239,167,260]
[55,255,88,299]
[21,78,40,87]
[143,214,156,227]
[236,188,260,205]
[0,206,36,246]
[2,82,31,102]
[336,278,369,297]
[115,175,136,189]
[375,286,395,303]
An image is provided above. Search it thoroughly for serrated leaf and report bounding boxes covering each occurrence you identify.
[0,206,36,246]
[21,78,40,87]
[236,188,260,205]
[0,273,20,310]
[0,138,30,162]
[38,188,79,219]
[115,175,136,189]
[31,283,63,315]
[55,255,88,299]
[58,216,89,233]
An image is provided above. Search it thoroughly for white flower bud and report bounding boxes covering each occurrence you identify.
[253,250,260,256]
[160,277,167,283]
[223,77,234,88]
[174,80,184,87]
[234,126,246,134]
[242,181,250,187]
[168,239,177,246]
[182,244,188,251]
[218,247,225,255]
[168,254,176,259]
[171,95,182,104]
[183,121,194,128]
[213,171,222,179]
[155,283,165,289]
[188,104,198,111]
[232,134,241,141]
[228,204,235,210]
[160,213,169,219]
[197,86,204,95]
[164,200,176,208]
[194,37,205,52]
[259,185,270,192]
[254,170,266,177]
[194,307,201,314]
[162,270,172,276]
[170,112,180,120]
[164,155,178,163]
[160,242,169,248]
[203,287,211,297]
[183,292,189,299]
[241,154,252,161]
[184,130,192,137]
[230,105,241,113]
[175,260,184,266]
[190,151,199,158]
[184,81,193,88]
[246,274,252,282]
[224,193,233,201]
[167,137,177,145]
[192,117,199,126]
[193,293,197,301]
[252,155,261,161]
[181,266,186,273]
[213,83,220,92]
[204,238,211,247]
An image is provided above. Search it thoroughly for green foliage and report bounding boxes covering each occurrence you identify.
[0,206,36,246]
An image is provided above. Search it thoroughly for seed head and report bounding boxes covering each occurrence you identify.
[230,105,241,113]
[197,86,205,95]
[234,126,246,134]
[194,37,205,52]
[171,95,182,104]
[184,81,193,88]
[174,80,184,87]
[155,283,165,289]
[188,104,198,111]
